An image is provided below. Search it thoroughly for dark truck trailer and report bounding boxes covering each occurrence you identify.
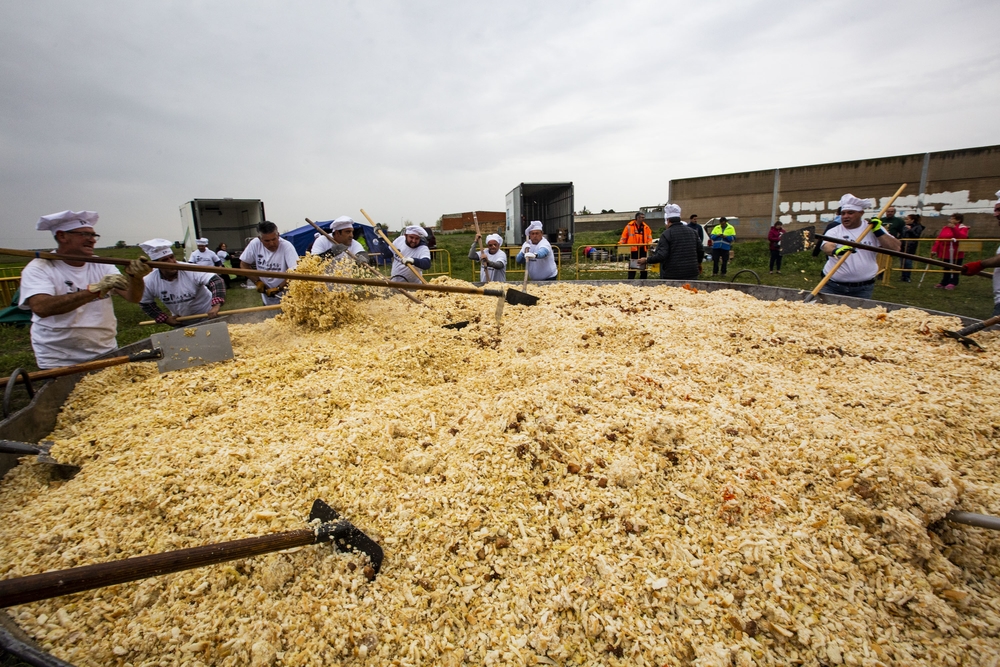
[179,199,266,259]
[504,182,574,254]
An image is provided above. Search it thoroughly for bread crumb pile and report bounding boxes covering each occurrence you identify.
[279,254,378,330]
[2,283,1000,667]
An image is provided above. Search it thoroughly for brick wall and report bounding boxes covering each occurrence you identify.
[440,211,506,233]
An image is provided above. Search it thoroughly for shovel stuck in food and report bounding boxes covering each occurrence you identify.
[0,499,383,608]
[0,440,80,479]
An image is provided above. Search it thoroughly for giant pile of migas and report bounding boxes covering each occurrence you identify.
[1,281,999,667]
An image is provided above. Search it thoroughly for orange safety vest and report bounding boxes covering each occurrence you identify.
[619,220,652,252]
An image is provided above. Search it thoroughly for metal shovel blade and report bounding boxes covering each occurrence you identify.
[0,440,80,479]
[309,499,384,573]
[150,321,234,373]
[504,288,538,307]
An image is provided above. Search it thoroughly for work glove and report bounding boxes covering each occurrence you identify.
[255,280,268,293]
[869,217,885,237]
[524,252,537,261]
[961,260,983,276]
[403,257,415,266]
[833,246,856,258]
[88,273,128,297]
[265,286,283,297]
[535,247,550,259]
[126,255,152,278]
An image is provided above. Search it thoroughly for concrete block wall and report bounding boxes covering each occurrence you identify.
[670,145,1000,240]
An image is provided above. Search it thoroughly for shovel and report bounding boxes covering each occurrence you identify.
[0,499,383,608]
[940,314,1000,350]
[0,321,234,389]
[0,440,80,479]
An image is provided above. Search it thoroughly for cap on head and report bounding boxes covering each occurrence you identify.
[404,225,427,238]
[37,210,99,237]
[196,237,209,246]
[663,204,681,219]
[839,194,873,212]
[526,221,543,233]
[330,216,356,233]
[139,238,175,260]
[486,233,503,246]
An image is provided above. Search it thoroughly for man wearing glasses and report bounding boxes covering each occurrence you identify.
[18,210,150,369]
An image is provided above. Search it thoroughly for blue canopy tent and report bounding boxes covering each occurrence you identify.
[281,220,394,266]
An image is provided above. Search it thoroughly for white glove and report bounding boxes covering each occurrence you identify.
[88,274,128,297]
[403,257,415,266]
[524,252,537,260]
[126,256,152,278]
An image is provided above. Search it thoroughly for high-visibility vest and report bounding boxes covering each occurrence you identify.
[619,220,652,252]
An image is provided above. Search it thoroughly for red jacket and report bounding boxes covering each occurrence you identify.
[768,227,784,251]
[931,224,969,262]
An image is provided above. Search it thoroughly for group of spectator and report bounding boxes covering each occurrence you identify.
[618,209,737,280]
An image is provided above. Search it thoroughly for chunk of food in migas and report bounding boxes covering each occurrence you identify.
[1,282,997,666]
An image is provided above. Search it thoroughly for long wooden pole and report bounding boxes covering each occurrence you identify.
[304,218,423,305]
[138,305,281,327]
[808,183,907,299]
[360,210,429,284]
[472,212,492,283]
[0,248,503,298]
[814,234,993,278]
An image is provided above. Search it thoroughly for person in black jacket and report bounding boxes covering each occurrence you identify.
[899,213,924,282]
[638,205,703,279]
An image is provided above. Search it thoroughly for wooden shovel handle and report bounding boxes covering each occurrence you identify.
[139,305,281,326]
[809,183,907,298]
[0,529,317,607]
[0,349,161,388]
[360,210,430,284]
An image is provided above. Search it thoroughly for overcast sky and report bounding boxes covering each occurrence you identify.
[1,0,997,248]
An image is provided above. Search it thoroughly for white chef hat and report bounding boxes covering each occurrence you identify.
[839,194,873,212]
[663,204,682,219]
[139,238,175,261]
[486,233,503,246]
[995,189,1000,205]
[330,216,356,232]
[405,225,427,238]
[526,220,543,232]
[196,237,209,246]
[36,210,100,236]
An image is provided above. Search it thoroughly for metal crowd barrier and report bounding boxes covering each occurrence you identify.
[574,244,658,279]
[468,246,562,281]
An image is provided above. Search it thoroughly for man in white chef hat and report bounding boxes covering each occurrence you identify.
[138,239,226,326]
[390,225,432,283]
[188,237,222,267]
[960,189,1000,317]
[516,220,558,281]
[819,193,901,299]
[18,210,151,369]
[468,232,507,283]
[310,216,369,266]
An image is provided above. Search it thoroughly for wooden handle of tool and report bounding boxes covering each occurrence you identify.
[0,247,493,298]
[0,354,135,388]
[360,210,430,284]
[809,183,907,297]
[139,305,281,327]
[955,314,1000,337]
[814,234,994,278]
[304,218,424,305]
[0,529,318,608]
[472,212,492,282]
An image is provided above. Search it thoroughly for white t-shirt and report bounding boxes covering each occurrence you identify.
[390,237,431,283]
[141,267,215,317]
[822,223,884,283]
[520,237,558,280]
[311,235,365,257]
[188,248,220,266]
[239,237,299,289]
[216,250,229,262]
[18,259,121,368]
[479,249,507,283]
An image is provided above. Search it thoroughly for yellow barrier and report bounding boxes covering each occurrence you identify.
[574,244,655,279]
[424,249,451,279]
[878,237,1000,285]
[0,276,20,307]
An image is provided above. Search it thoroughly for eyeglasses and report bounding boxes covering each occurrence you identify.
[64,231,101,240]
